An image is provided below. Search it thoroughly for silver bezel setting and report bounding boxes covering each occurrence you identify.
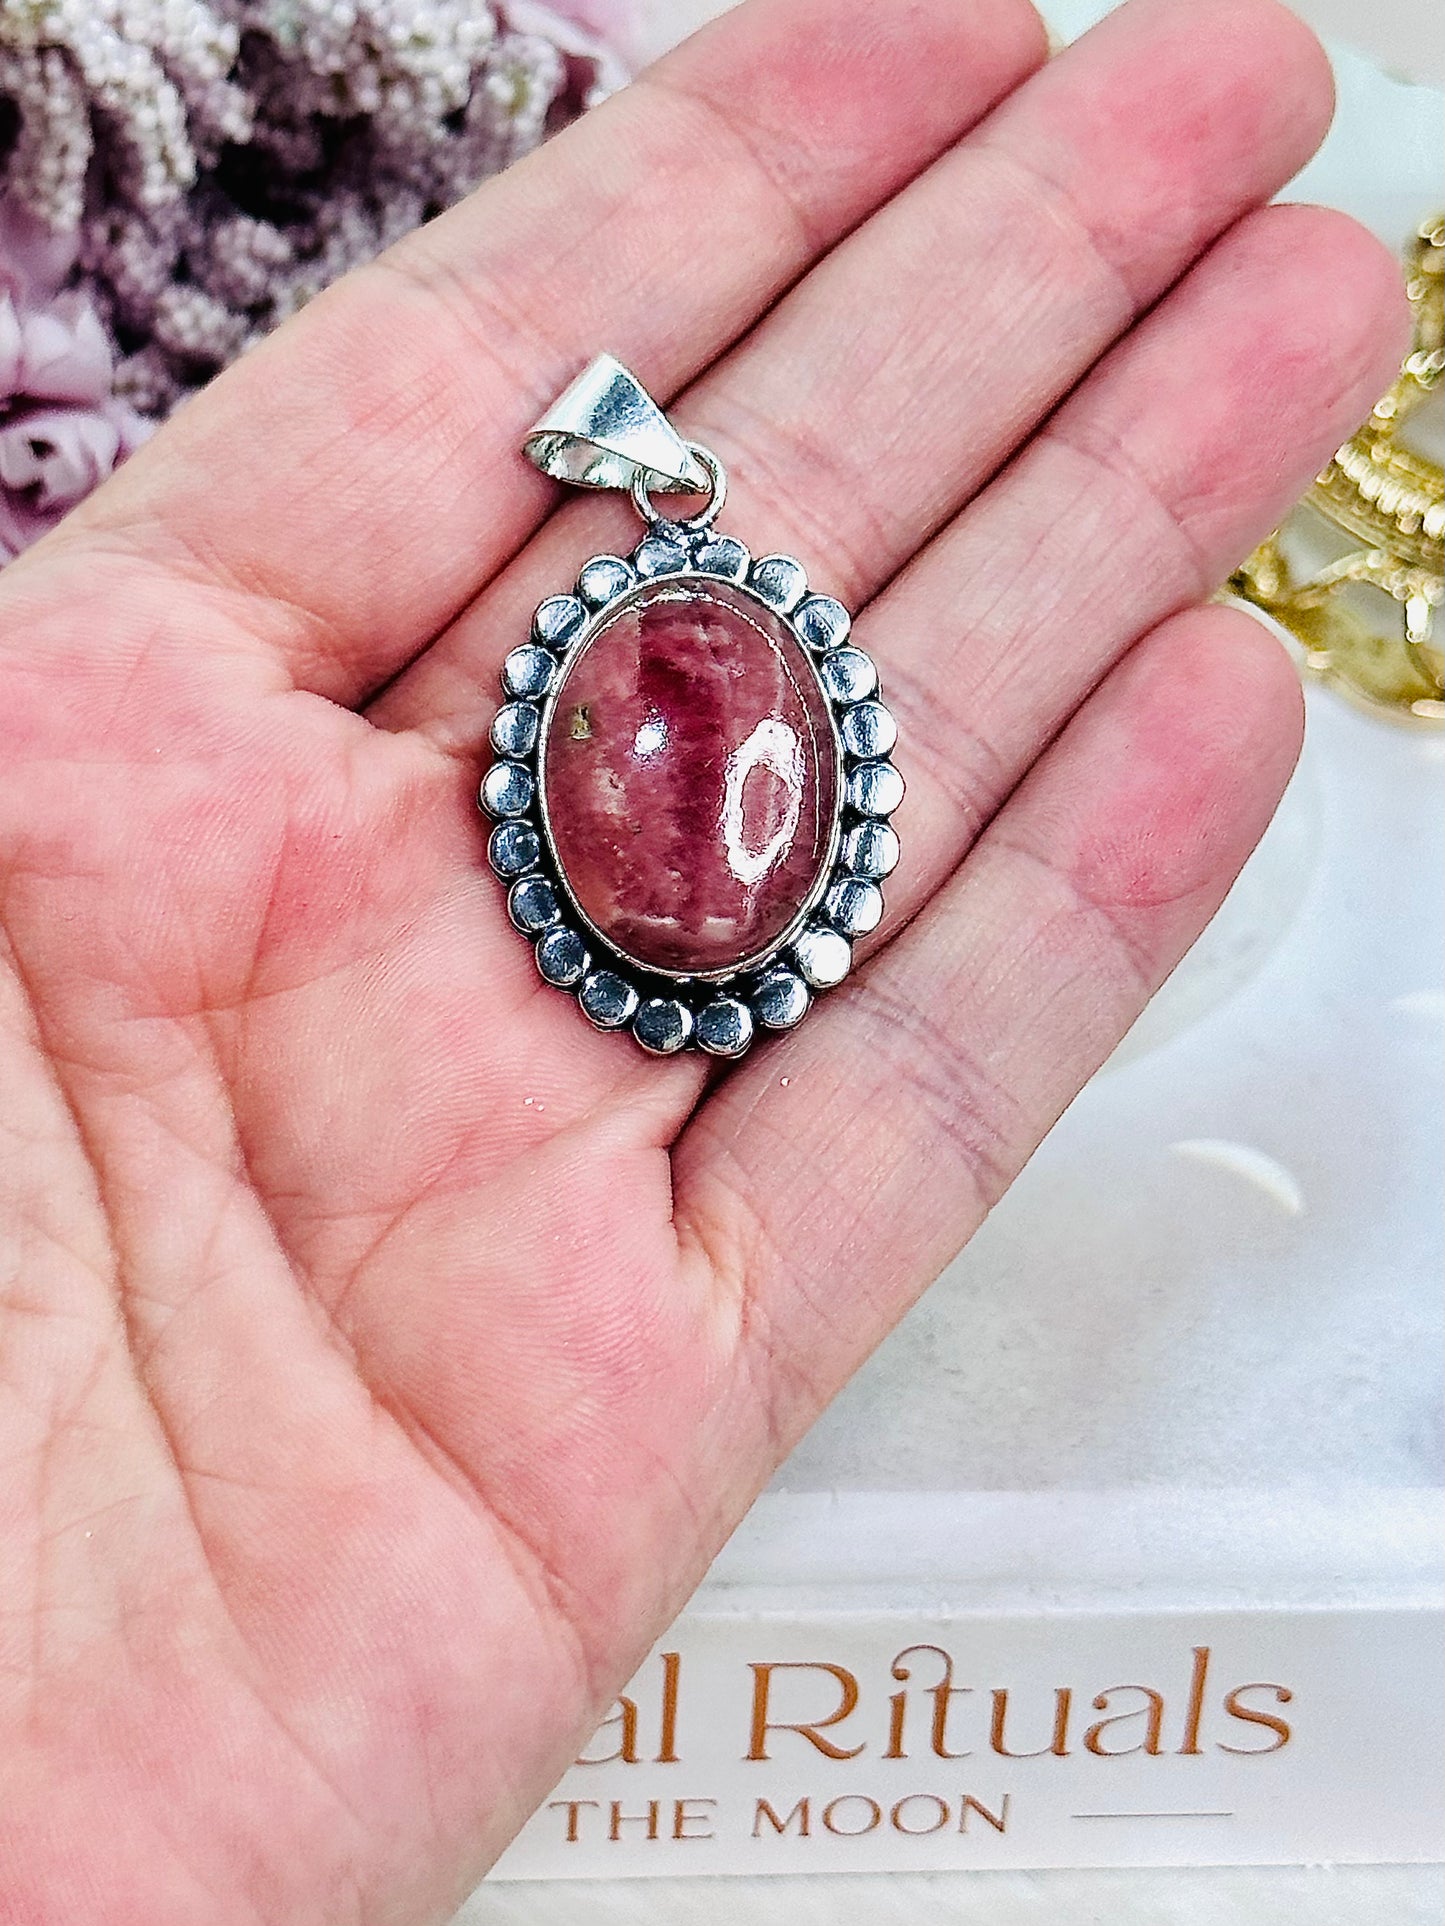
[480,520,902,1056]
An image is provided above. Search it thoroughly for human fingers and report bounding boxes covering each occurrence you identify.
[41,0,1045,701]
[374,0,1335,747]
[847,201,1407,925]
[671,607,1305,1454]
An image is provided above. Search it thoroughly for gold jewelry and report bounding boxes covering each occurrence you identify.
[1231,215,1443,725]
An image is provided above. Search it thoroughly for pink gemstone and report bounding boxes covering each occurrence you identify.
[541,582,840,976]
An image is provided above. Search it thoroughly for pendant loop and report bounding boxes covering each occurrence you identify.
[630,440,727,531]
[523,352,711,495]
[490,349,903,1057]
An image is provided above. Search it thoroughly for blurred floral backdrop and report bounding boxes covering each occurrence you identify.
[0,0,635,558]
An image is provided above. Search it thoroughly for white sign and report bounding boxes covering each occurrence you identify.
[492,1606,1442,1879]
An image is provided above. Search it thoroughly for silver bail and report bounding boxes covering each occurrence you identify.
[523,353,710,495]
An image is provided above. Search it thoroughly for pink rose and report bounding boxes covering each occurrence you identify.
[0,199,153,562]
[504,1,635,93]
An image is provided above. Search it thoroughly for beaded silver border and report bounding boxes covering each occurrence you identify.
[479,519,902,1057]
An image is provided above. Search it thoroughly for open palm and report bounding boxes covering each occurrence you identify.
[0,0,1404,1919]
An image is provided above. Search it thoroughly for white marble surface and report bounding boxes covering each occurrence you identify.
[466,1863,1443,1924]
[774,698,1442,1496]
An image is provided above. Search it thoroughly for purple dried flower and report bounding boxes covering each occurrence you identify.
[0,0,636,558]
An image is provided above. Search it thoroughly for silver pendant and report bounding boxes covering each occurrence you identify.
[480,355,902,1058]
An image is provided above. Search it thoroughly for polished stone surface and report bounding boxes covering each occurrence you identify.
[542,583,838,975]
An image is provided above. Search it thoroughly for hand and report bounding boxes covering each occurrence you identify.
[0,0,1404,1917]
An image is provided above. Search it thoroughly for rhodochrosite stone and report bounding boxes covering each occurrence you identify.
[542,582,839,975]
